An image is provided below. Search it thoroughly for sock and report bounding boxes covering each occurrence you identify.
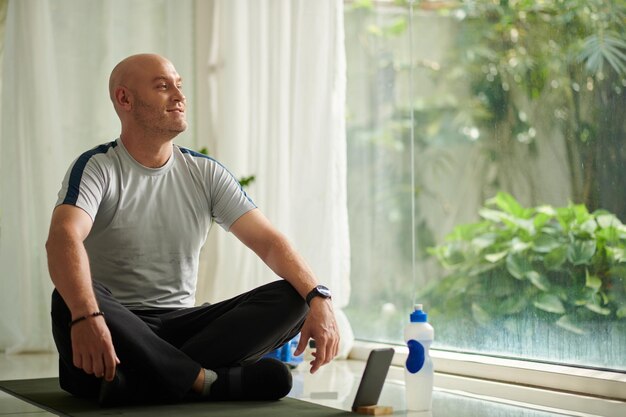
[210,358,292,401]
[201,369,218,397]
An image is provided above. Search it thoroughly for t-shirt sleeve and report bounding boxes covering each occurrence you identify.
[207,161,257,231]
[55,155,107,222]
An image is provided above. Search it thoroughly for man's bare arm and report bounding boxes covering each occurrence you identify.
[46,205,119,381]
[229,208,339,373]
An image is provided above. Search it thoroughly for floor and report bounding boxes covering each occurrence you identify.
[0,353,58,416]
[0,352,583,417]
[0,352,383,416]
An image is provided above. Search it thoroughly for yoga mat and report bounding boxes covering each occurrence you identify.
[0,377,353,417]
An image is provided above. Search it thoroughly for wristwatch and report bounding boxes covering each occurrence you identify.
[305,285,332,306]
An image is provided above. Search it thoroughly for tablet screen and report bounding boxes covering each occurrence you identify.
[351,348,395,411]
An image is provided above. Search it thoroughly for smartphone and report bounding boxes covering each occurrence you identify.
[351,348,395,411]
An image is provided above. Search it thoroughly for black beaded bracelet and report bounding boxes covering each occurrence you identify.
[69,311,105,328]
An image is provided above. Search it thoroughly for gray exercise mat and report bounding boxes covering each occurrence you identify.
[0,377,353,417]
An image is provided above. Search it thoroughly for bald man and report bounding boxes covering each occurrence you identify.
[46,54,339,406]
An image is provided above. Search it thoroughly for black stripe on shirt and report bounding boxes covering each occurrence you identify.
[62,141,117,205]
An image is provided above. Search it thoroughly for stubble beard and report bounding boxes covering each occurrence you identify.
[133,97,187,138]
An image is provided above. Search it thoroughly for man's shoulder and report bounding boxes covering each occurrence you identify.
[175,145,227,170]
[74,140,119,164]
[176,145,214,161]
[173,145,244,190]
[69,140,119,173]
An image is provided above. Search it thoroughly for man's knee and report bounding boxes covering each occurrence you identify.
[270,280,308,321]
[51,289,64,307]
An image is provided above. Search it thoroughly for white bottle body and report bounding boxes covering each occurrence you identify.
[404,321,434,411]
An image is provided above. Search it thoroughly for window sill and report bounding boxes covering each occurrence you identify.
[349,340,626,417]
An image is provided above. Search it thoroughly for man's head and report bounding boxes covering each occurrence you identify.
[109,54,187,139]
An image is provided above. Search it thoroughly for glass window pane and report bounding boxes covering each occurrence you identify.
[344,0,626,371]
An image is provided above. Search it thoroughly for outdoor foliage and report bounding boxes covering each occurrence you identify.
[424,192,626,334]
[343,0,626,361]
[443,0,626,216]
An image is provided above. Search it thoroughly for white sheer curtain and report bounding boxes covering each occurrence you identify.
[0,0,352,355]
[0,0,196,353]
[0,0,60,353]
[196,0,353,356]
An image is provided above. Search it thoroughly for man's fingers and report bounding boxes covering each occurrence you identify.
[300,300,340,373]
[104,352,117,381]
[82,355,94,374]
[294,337,307,356]
[310,357,321,374]
[309,340,327,374]
[331,335,339,360]
[310,347,332,373]
[92,355,105,378]
[325,341,334,365]
[311,333,339,373]
[306,330,340,373]
[73,352,83,370]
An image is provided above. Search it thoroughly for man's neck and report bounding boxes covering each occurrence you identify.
[120,131,175,168]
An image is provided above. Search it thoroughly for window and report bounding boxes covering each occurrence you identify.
[344,0,626,373]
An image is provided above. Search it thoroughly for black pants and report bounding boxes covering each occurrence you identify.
[51,280,308,401]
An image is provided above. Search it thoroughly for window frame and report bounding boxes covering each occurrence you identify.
[349,341,626,415]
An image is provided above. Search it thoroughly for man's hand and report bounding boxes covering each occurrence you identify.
[47,205,120,380]
[294,298,340,373]
[70,316,120,381]
[229,210,340,373]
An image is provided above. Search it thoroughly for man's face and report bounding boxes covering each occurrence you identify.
[128,58,187,136]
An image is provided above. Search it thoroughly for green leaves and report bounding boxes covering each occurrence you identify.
[488,192,527,217]
[534,294,565,314]
[428,192,626,333]
[366,18,407,38]
[567,240,596,265]
[585,270,601,291]
[533,233,561,253]
[527,271,551,292]
[544,246,568,270]
[506,252,531,280]
[578,32,626,76]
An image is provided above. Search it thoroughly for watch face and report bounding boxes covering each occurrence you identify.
[307,285,332,306]
[317,285,331,298]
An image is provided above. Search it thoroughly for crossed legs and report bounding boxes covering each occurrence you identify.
[51,280,308,401]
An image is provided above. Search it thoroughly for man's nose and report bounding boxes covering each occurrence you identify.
[173,87,185,102]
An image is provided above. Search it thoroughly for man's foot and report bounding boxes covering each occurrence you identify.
[210,358,292,401]
[98,369,135,407]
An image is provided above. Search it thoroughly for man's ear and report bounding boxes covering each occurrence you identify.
[114,87,132,110]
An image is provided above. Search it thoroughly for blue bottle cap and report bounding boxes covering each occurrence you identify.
[410,304,428,322]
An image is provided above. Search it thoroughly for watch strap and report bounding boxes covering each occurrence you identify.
[305,285,331,306]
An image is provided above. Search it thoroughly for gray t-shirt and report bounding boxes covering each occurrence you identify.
[55,139,256,309]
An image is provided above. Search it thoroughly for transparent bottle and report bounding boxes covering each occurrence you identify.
[404,304,434,411]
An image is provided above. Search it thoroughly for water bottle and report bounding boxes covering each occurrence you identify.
[404,304,434,411]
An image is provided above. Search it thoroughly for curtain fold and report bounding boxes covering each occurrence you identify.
[199,0,350,306]
[0,0,61,353]
[197,0,353,355]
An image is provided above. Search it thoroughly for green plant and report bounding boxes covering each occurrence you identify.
[424,192,626,334]
[440,0,626,216]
